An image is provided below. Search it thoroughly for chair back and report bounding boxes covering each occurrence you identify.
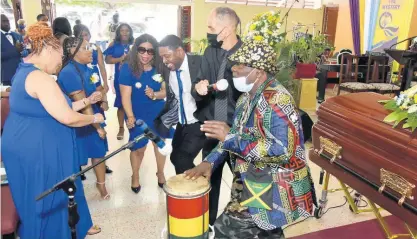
[365,55,389,83]
[339,54,359,84]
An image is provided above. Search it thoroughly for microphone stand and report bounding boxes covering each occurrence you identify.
[36,133,147,239]
[283,0,299,40]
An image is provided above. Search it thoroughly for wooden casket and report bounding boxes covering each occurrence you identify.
[309,92,417,229]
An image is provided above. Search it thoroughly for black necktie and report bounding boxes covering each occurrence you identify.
[214,54,228,122]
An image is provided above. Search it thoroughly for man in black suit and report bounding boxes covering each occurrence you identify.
[156,35,206,174]
[191,7,242,227]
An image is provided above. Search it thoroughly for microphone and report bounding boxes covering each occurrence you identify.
[207,79,229,92]
[135,120,172,156]
[389,36,417,49]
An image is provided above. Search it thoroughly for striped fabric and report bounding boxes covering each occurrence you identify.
[167,193,209,238]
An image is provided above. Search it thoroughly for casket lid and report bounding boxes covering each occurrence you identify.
[317,92,416,157]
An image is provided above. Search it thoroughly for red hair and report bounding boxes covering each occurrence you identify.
[27,22,61,54]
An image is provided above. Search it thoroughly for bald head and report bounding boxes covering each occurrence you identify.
[206,7,240,49]
[1,14,10,32]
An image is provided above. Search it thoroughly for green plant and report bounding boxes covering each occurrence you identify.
[183,38,208,55]
[292,34,334,64]
[274,38,297,96]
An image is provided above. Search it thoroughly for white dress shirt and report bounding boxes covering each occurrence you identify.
[169,55,198,124]
[1,29,14,45]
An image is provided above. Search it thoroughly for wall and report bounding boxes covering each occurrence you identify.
[21,0,42,26]
[408,2,417,38]
[333,1,354,53]
[191,0,324,43]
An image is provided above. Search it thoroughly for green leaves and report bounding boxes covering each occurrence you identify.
[404,114,417,131]
[382,100,398,111]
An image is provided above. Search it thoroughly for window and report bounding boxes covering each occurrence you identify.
[205,0,322,9]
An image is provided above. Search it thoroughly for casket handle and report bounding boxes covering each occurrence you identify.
[316,137,342,164]
[379,168,415,207]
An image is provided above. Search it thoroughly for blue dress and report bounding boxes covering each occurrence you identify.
[119,64,174,151]
[103,42,131,108]
[1,63,92,238]
[58,60,109,166]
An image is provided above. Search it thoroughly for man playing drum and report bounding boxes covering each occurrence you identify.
[185,40,317,239]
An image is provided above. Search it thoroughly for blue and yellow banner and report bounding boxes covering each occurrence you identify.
[370,0,414,52]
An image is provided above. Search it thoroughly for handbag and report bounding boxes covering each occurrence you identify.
[240,164,273,210]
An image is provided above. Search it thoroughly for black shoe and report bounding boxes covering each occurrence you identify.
[105,166,113,174]
[80,174,86,181]
[131,185,141,194]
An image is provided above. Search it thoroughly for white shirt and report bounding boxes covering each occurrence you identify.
[1,29,13,45]
[169,55,198,124]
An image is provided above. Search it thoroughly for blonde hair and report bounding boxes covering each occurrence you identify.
[17,19,25,25]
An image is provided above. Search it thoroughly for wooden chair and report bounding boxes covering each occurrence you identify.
[365,55,400,94]
[337,54,376,95]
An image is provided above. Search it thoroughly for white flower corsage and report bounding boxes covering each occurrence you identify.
[135,82,142,89]
[90,73,100,84]
[152,74,164,83]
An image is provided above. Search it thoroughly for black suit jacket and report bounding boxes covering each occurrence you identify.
[154,54,202,137]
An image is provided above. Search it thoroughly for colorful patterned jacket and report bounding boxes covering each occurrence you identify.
[204,78,316,230]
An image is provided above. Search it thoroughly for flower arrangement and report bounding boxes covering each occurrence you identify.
[90,73,100,84]
[152,74,164,83]
[245,11,285,48]
[379,85,417,131]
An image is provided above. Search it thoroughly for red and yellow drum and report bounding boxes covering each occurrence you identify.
[163,174,211,239]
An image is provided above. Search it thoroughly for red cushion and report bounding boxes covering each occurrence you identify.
[1,98,10,131]
[1,186,19,234]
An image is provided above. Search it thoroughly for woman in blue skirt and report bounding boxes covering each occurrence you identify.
[104,23,134,140]
[58,37,110,200]
[74,24,114,177]
[120,34,174,193]
[2,23,102,238]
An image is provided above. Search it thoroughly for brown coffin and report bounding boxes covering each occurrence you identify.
[310,92,417,229]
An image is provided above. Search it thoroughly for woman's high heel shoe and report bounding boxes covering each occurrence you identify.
[156,172,165,188]
[131,175,141,194]
[96,182,110,200]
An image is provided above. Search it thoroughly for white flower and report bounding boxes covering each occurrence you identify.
[408,104,417,113]
[251,54,261,61]
[152,74,163,83]
[90,73,99,84]
[135,82,142,89]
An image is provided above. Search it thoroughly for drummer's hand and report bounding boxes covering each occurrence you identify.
[184,162,212,180]
[200,121,230,142]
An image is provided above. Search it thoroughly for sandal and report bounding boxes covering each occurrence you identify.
[87,225,101,235]
[96,182,110,200]
[117,127,124,140]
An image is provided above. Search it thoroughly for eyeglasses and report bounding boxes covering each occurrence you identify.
[137,47,155,56]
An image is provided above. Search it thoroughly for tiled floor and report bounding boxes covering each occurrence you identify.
[82,91,387,238]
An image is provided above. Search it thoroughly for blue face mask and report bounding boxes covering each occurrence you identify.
[18,25,25,30]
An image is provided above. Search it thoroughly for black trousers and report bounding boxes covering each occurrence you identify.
[202,138,233,226]
[214,213,285,239]
[170,122,206,174]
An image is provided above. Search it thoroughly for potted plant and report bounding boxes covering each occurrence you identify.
[183,38,208,55]
[292,34,334,78]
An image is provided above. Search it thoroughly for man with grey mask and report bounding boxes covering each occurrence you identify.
[192,7,243,228]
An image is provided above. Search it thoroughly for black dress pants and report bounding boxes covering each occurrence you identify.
[202,138,232,226]
[170,122,206,174]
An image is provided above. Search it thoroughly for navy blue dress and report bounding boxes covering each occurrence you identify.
[58,60,108,165]
[1,63,92,238]
[118,64,174,150]
[103,42,131,108]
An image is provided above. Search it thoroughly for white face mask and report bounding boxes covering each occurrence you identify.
[233,69,256,93]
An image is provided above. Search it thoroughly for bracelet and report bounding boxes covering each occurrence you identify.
[92,114,98,124]
[152,92,157,100]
